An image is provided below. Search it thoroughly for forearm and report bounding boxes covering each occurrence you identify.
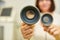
[55,26,60,40]
[24,39,30,40]
[55,32,60,40]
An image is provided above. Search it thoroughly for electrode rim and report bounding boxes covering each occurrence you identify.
[41,14,53,26]
[20,6,40,24]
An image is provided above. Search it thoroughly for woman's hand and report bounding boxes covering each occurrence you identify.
[43,25,60,40]
[21,23,34,39]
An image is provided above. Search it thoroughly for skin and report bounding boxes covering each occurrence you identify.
[21,0,60,40]
[38,0,51,12]
[42,24,60,40]
[21,23,34,39]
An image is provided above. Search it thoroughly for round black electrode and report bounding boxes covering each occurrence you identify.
[20,6,40,24]
[41,14,53,26]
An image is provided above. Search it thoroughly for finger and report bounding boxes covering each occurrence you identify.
[49,28,57,35]
[23,25,34,31]
[22,28,33,35]
[21,24,27,29]
[47,25,54,32]
[53,30,59,36]
[24,26,31,30]
[24,29,33,35]
[27,25,34,30]
[25,33,33,39]
[43,27,48,31]
[27,24,35,28]
[21,23,26,26]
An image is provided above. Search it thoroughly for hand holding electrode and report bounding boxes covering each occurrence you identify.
[41,13,60,40]
[20,6,40,40]
[41,13,53,27]
[21,23,34,40]
[43,24,60,40]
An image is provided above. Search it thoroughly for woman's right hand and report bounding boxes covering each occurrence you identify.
[21,23,34,39]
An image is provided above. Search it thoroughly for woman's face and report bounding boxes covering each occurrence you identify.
[39,0,51,12]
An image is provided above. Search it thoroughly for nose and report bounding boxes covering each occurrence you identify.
[43,0,47,4]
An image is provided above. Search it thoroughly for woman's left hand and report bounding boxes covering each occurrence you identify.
[43,25,60,40]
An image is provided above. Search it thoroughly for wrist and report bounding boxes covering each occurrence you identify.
[24,39,30,40]
[55,35,60,40]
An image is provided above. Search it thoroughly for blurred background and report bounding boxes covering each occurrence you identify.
[0,0,60,40]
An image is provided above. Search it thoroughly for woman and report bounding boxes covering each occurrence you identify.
[21,0,60,40]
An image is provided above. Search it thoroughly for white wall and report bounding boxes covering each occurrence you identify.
[54,0,60,14]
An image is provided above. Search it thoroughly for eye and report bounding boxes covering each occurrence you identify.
[39,0,43,2]
[39,0,50,2]
[46,0,50,1]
